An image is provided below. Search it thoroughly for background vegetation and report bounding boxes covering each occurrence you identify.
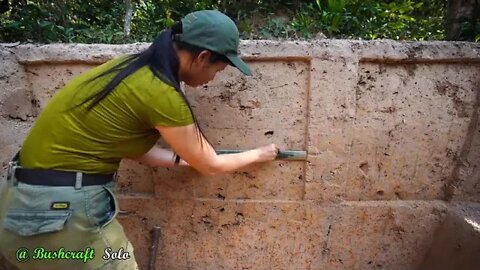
[0,0,478,44]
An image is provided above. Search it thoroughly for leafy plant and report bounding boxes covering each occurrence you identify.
[0,0,467,43]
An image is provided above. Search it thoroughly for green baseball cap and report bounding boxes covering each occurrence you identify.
[176,10,251,76]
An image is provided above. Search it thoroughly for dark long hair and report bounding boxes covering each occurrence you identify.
[74,22,229,148]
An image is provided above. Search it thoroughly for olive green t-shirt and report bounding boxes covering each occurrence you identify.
[20,56,194,174]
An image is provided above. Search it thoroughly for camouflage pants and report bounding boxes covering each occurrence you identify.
[0,172,138,270]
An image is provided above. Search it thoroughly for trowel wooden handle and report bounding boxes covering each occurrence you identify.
[215,149,307,161]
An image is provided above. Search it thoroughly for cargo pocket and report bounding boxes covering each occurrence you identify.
[3,209,72,237]
[100,186,119,229]
[86,185,119,229]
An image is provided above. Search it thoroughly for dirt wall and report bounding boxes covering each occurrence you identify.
[1,40,480,270]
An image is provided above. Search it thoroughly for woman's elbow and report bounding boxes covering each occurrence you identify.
[197,160,224,176]
[199,170,218,177]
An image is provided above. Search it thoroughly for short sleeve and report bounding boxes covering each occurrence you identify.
[143,86,194,127]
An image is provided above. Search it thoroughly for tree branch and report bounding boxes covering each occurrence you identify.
[124,0,133,39]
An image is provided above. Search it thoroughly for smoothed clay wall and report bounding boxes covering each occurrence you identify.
[1,41,480,270]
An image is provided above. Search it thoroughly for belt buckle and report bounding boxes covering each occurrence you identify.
[7,161,18,180]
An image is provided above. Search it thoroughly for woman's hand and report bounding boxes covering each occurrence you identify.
[254,144,279,162]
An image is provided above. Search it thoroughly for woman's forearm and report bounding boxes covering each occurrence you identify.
[210,149,261,175]
[130,144,277,176]
[128,146,189,167]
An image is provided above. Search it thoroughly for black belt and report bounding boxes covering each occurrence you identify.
[14,168,115,186]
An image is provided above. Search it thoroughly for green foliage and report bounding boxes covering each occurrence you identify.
[0,0,467,43]
[285,0,447,40]
[0,0,126,43]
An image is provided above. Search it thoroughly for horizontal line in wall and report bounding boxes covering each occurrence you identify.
[359,58,480,64]
[116,196,478,208]
[193,198,450,207]
[17,56,480,66]
[117,193,155,199]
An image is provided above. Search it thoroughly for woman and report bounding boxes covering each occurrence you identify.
[0,10,278,270]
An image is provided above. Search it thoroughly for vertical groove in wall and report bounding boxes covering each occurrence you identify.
[343,58,361,197]
[302,58,313,201]
[444,76,480,200]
